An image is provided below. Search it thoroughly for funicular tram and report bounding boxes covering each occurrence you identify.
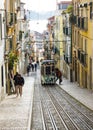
[41,59,56,85]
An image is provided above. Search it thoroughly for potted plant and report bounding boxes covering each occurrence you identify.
[8,51,18,70]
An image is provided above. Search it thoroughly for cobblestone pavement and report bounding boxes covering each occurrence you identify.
[0,70,93,130]
[0,76,34,130]
[58,77,93,111]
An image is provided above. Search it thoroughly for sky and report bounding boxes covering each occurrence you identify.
[28,20,48,33]
[21,0,57,33]
[22,0,56,11]
[21,0,71,33]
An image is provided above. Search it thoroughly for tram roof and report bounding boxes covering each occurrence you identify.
[41,59,55,64]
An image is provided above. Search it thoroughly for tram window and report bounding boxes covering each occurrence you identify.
[52,66,54,71]
[46,66,51,74]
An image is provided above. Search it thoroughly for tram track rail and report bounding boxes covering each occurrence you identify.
[40,85,69,130]
[43,86,80,130]
[55,85,93,121]
[55,85,93,120]
[46,85,93,130]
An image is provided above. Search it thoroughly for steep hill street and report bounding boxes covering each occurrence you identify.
[0,68,93,129]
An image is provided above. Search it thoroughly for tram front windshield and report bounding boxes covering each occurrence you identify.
[46,66,51,75]
[41,60,55,75]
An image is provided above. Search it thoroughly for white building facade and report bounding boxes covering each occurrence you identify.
[0,0,6,101]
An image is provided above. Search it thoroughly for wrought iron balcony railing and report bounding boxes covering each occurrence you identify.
[77,49,87,66]
[77,16,88,31]
[6,12,17,26]
[63,27,71,36]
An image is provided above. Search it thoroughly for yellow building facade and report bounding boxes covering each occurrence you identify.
[55,1,72,80]
[4,0,19,94]
[72,0,93,89]
[55,14,63,71]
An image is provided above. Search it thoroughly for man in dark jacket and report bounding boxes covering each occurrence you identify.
[55,68,62,84]
[14,73,24,97]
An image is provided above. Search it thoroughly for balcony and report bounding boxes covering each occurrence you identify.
[77,49,81,60]
[19,30,24,41]
[80,51,87,66]
[7,12,14,26]
[64,55,70,64]
[81,17,88,30]
[14,13,17,24]
[77,49,87,66]
[76,16,88,31]
[63,27,71,36]
[77,17,80,28]
[69,15,77,24]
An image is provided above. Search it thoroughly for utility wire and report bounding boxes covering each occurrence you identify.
[31,40,71,43]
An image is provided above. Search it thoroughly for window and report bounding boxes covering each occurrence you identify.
[85,39,87,53]
[46,66,51,75]
[1,66,4,87]
[77,31,79,47]
[58,3,70,10]
[62,4,69,9]
[0,14,2,40]
[90,2,93,19]
[77,7,79,16]
[81,37,83,50]
[75,30,76,45]
[58,4,62,10]
[10,38,13,50]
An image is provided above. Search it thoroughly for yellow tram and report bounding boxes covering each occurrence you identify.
[41,59,56,85]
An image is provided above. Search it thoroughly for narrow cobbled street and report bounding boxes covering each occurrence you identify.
[31,69,93,130]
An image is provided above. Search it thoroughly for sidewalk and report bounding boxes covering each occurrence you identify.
[0,76,34,130]
[57,77,93,111]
